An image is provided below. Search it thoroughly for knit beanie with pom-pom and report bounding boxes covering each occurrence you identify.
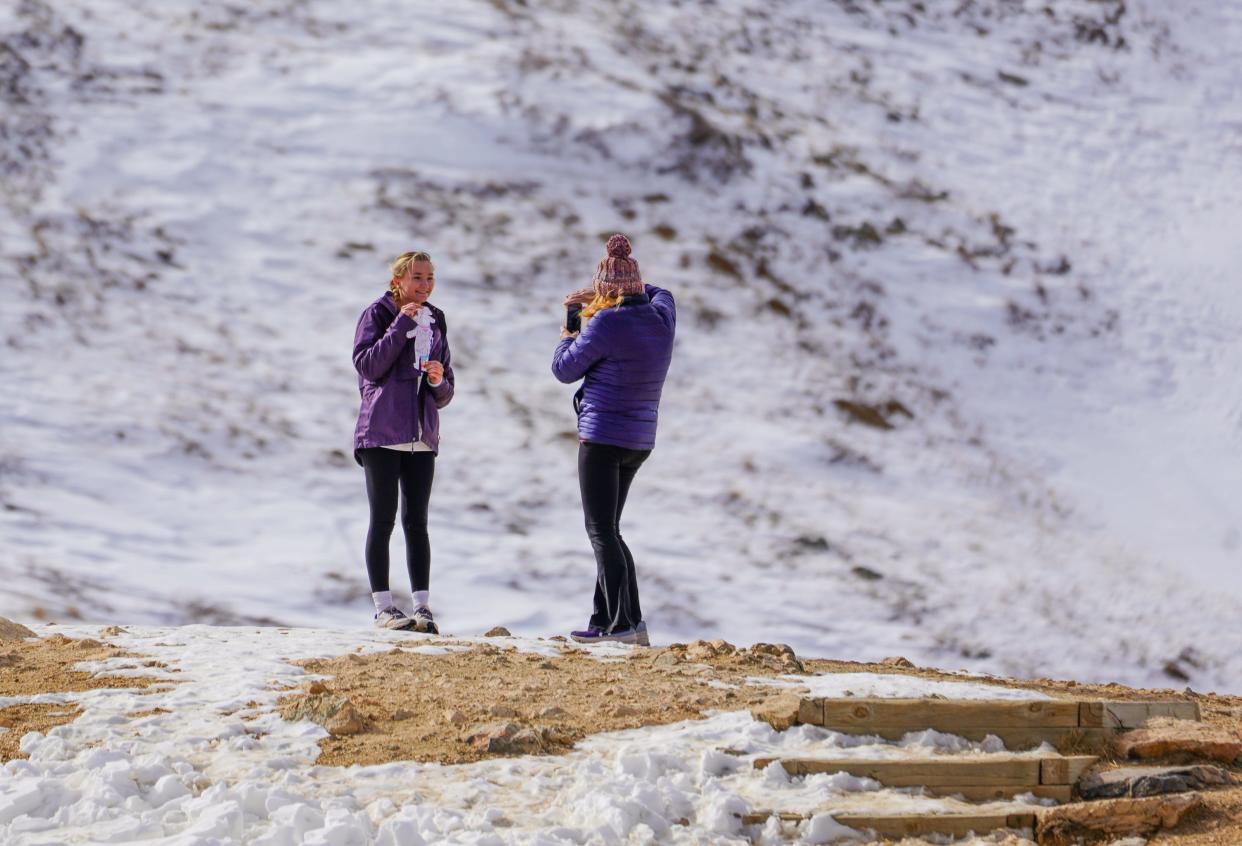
[592,234,644,298]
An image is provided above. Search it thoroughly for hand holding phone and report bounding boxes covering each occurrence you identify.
[565,303,582,334]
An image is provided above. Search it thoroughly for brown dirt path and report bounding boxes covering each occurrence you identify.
[0,630,166,761]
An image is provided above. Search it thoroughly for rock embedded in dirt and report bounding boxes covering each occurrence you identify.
[684,639,738,662]
[880,656,915,668]
[681,663,715,677]
[489,703,519,718]
[1114,719,1242,764]
[1035,793,1203,845]
[749,643,796,659]
[744,643,804,673]
[0,618,35,642]
[484,626,512,637]
[282,694,368,736]
[325,703,366,736]
[1079,765,1233,800]
[465,722,546,755]
[99,626,126,638]
[751,693,804,732]
[652,651,681,669]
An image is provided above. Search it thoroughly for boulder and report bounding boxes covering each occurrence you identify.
[880,656,915,668]
[484,626,512,637]
[1114,719,1242,765]
[1035,793,1202,845]
[1079,765,1233,800]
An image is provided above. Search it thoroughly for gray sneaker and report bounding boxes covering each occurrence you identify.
[411,606,439,635]
[374,607,414,630]
[635,620,650,647]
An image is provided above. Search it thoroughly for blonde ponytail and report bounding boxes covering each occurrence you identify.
[580,291,624,322]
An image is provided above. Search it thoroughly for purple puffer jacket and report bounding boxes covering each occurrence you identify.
[552,284,675,450]
[352,293,454,463]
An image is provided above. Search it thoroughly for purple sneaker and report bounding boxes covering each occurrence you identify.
[570,626,639,645]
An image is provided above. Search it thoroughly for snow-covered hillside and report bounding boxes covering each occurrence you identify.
[1,0,1240,691]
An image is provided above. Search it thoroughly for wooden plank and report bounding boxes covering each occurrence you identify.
[1040,755,1098,785]
[1080,701,1201,728]
[752,757,1043,786]
[832,812,1037,838]
[817,699,1080,731]
[1080,702,1106,727]
[1101,701,1201,729]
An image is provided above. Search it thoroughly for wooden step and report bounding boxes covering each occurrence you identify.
[752,754,1096,798]
[781,698,1200,751]
[1078,701,1202,729]
[740,810,1038,838]
[806,699,1082,731]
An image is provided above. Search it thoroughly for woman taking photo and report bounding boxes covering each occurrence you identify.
[352,251,454,632]
[553,234,676,645]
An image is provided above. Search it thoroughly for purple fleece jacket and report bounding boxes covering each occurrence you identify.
[352,292,454,462]
[552,284,675,450]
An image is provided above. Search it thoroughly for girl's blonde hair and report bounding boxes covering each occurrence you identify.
[390,251,432,279]
[581,290,624,321]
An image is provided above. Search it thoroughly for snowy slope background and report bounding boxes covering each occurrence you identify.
[1,0,1240,690]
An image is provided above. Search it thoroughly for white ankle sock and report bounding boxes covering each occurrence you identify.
[371,591,393,614]
[413,590,429,610]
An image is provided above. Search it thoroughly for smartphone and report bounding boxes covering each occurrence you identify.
[565,303,582,333]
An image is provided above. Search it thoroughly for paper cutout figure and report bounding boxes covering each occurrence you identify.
[406,306,435,371]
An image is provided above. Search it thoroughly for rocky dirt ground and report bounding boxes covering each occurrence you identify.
[279,634,1242,844]
[2,622,1239,843]
[0,621,165,761]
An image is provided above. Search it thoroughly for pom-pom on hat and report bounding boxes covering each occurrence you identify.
[592,233,644,298]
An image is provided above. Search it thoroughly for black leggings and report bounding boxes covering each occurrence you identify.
[358,448,435,594]
[579,441,650,632]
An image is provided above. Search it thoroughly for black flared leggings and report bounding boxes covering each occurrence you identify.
[359,447,435,593]
[579,441,650,633]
